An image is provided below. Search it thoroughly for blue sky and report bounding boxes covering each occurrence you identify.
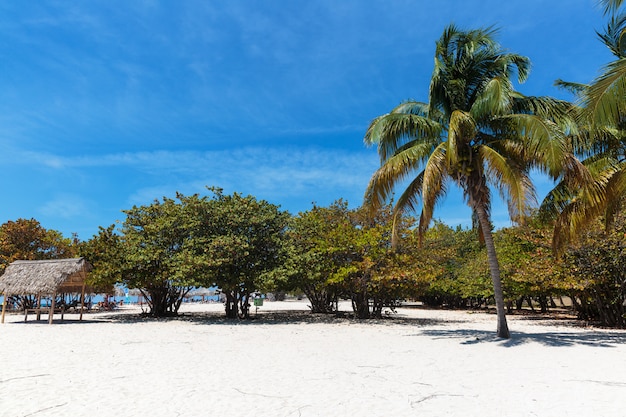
[0,1,613,240]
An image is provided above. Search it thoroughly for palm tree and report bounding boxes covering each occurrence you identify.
[544,13,626,252]
[364,25,575,338]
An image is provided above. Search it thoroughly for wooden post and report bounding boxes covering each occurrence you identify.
[1,292,7,324]
[48,293,56,325]
[79,281,86,321]
[36,293,42,321]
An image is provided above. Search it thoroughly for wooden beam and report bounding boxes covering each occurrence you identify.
[1,292,7,324]
[36,293,42,321]
[48,293,56,325]
[79,280,86,321]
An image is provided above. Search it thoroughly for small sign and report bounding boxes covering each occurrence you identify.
[254,298,263,307]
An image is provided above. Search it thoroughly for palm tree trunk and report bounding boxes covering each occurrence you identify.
[474,204,510,339]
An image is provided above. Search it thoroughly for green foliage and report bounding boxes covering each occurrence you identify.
[273,202,347,313]
[79,189,288,318]
[544,8,626,253]
[118,195,203,316]
[280,200,421,318]
[415,222,490,308]
[0,218,75,272]
[0,218,76,310]
[195,189,289,319]
[562,211,626,326]
[364,24,576,338]
[77,225,123,294]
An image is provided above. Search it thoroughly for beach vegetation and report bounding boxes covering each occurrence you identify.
[562,211,626,326]
[117,195,202,316]
[277,200,423,318]
[270,202,345,314]
[542,10,626,254]
[79,189,288,319]
[194,189,289,319]
[363,25,576,338]
[0,218,76,310]
[0,218,75,272]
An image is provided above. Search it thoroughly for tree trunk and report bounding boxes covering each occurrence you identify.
[474,204,510,338]
[224,292,238,318]
[351,291,370,319]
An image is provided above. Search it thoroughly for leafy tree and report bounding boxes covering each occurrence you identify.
[77,225,124,294]
[414,222,490,308]
[363,25,575,338]
[80,190,288,319]
[0,218,76,309]
[279,200,420,318]
[493,218,570,312]
[114,196,205,317]
[562,210,626,326]
[272,204,345,313]
[195,189,289,319]
[332,204,419,318]
[0,218,75,271]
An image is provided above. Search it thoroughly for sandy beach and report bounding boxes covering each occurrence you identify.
[1,300,625,417]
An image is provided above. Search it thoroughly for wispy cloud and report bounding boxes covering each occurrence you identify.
[39,193,91,220]
[16,146,379,211]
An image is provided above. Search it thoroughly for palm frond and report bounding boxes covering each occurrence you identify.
[554,79,589,95]
[390,174,425,246]
[501,113,569,178]
[600,0,626,16]
[418,143,449,237]
[596,12,626,57]
[479,145,536,223]
[363,141,437,211]
[470,76,513,119]
[447,110,476,166]
[364,110,442,162]
[604,162,626,229]
[584,58,626,127]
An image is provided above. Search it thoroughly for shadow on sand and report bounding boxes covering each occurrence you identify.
[99,309,467,328]
[419,327,626,348]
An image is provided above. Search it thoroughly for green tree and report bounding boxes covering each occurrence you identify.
[364,25,575,338]
[0,218,75,272]
[77,225,124,294]
[115,195,205,317]
[493,217,569,312]
[562,210,626,326]
[330,203,418,318]
[0,218,76,309]
[273,204,344,313]
[197,189,289,319]
[414,222,489,308]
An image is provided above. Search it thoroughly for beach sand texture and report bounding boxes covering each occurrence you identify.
[1,300,625,417]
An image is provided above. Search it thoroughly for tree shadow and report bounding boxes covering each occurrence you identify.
[6,318,104,325]
[102,309,466,327]
[419,328,626,348]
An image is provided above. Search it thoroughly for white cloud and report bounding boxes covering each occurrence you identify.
[39,194,90,219]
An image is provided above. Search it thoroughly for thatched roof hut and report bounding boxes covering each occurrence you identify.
[0,258,92,296]
[0,258,92,324]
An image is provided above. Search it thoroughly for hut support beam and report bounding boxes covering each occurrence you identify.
[79,281,86,321]
[48,294,56,325]
[36,293,41,320]
[1,292,7,324]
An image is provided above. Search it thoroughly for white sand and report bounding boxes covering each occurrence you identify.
[1,300,625,417]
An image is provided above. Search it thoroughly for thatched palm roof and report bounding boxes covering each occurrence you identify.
[0,258,92,296]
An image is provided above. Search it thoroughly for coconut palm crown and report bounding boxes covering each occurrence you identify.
[542,12,626,253]
[363,25,575,338]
